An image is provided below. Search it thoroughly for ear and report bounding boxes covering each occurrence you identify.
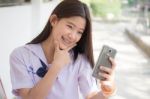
[50,14,58,27]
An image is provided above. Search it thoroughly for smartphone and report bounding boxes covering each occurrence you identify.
[92,45,117,80]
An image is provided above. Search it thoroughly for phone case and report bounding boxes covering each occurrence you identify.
[92,45,117,80]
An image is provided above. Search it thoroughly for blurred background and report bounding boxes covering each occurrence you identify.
[0,0,150,99]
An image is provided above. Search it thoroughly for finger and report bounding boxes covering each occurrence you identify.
[109,57,116,70]
[100,66,113,75]
[66,43,77,51]
[100,80,112,86]
[99,72,111,81]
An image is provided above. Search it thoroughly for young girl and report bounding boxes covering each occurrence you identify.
[10,0,116,99]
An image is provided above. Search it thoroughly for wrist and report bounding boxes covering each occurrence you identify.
[52,61,62,67]
[51,61,63,71]
[101,81,117,97]
[101,87,117,97]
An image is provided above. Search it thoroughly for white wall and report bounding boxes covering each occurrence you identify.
[0,1,58,98]
[0,5,32,98]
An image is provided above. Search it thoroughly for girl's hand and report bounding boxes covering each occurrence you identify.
[99,57,117,97]
[53,40,76,69]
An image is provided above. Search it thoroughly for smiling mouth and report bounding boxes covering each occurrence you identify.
[62,36,71,45]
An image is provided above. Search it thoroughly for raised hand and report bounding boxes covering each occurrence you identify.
[99,57,117,97]
[53,40,76,69]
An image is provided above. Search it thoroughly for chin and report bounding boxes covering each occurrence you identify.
[59,44,68,50]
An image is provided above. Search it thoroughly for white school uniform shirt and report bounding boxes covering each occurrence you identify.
[10,43,99,99]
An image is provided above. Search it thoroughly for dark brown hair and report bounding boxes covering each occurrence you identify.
[28,0,94,68]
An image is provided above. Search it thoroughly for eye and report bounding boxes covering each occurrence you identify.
[78,31,83,35]
[67,25,73,29]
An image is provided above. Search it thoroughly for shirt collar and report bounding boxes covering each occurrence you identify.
[24,43,48,65]
[24,43,75,66]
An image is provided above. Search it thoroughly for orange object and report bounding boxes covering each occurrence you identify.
[101,83,116,96]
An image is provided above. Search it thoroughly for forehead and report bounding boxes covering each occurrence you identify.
[62,16,86,29]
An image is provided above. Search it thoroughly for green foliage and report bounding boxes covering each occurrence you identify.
[128,0,137,6]
[83,0,122,18]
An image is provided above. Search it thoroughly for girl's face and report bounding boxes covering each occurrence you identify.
[50,16,86,50]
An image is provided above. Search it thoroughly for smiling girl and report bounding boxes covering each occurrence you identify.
[10,0,116,99]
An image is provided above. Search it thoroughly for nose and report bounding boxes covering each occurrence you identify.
[68,32,76,40]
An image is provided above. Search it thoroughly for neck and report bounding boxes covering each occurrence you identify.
[41,37,55,64]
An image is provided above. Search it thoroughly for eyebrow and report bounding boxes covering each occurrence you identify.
[67,21,84,31]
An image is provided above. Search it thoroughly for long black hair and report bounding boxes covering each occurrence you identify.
[28,0,94,68]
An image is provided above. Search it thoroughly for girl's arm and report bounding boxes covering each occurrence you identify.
[18,62,62,99]
[87,57,117,99]
[18,42,76,99]
[86,91,108,99]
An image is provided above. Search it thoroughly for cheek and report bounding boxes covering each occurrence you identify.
[76,36,82,42]
[52,29,62,39]
[56,27,67,37]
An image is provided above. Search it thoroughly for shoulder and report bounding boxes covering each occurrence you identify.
[10,44,38,59]
[10,45,28,58]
